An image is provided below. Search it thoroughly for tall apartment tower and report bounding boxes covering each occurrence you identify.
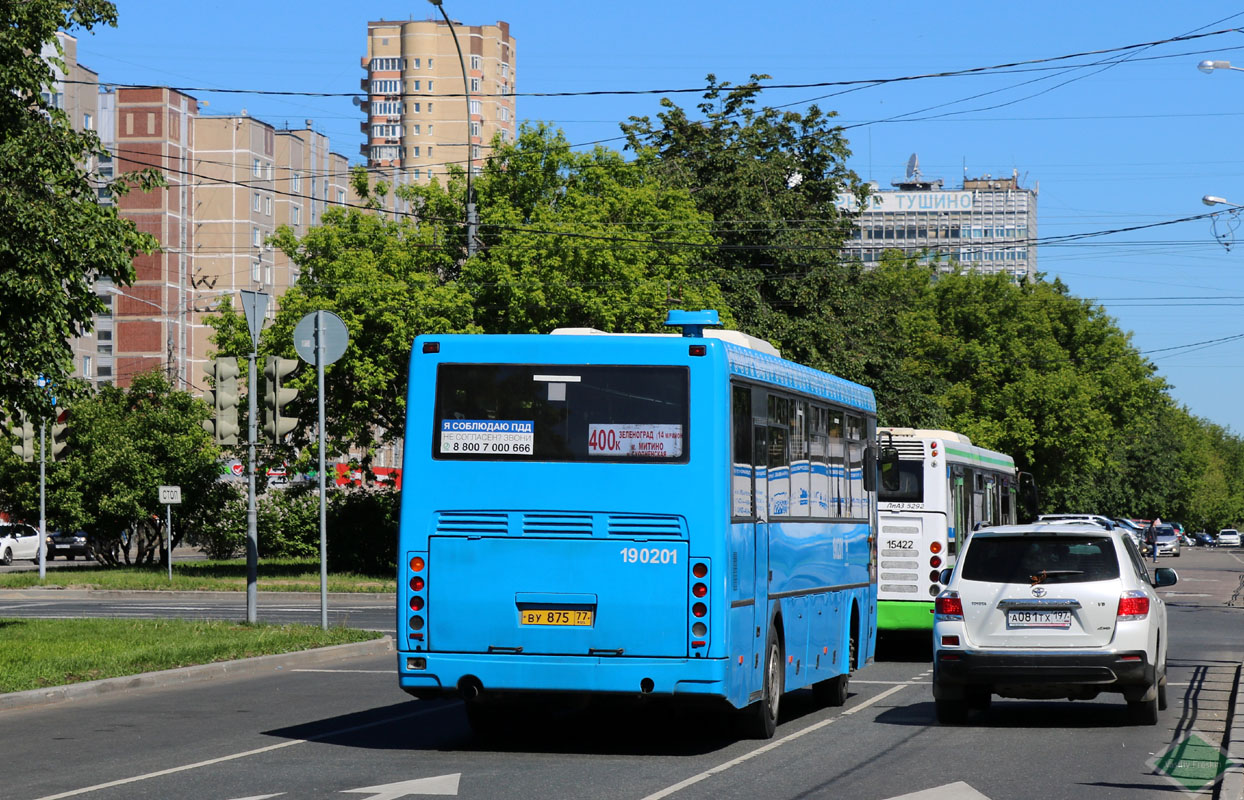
[106,86,198,388]
[837,155,1038,281]
[361,18,516,184]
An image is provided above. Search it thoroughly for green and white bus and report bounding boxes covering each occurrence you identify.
[875,428,1037,632]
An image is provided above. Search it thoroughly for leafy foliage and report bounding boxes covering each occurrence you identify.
[0,1,159,418]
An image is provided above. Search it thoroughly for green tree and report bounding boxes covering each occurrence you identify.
[0,1,158,417]
[41,371,223,566]
[621,76,865,360]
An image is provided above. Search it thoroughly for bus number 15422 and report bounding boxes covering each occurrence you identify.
[621,547,677,565]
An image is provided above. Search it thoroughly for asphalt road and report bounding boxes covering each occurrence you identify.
[1,546,1242,800]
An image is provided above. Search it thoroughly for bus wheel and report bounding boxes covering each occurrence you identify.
[743,626,782,739]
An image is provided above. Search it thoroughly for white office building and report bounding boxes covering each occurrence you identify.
[837,156,1038,280]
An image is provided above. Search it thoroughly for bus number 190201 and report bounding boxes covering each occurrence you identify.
[621,547,677,565]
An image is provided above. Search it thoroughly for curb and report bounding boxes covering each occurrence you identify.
[0,635,394,713]
[0,588,396,603]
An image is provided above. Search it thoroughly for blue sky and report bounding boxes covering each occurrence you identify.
[76,2,1244,433]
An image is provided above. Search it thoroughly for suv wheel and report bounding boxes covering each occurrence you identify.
[1,547,10,566]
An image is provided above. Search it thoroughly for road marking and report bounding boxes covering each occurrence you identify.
[638,683,910,800]
[854,680,928,685]
[1164,593,1211,597]
[883,781,991,800]
[31,703,452,800]
[342,774,460,798]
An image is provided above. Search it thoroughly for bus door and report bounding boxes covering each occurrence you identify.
[950,466,967,555]
[731,384,763,694]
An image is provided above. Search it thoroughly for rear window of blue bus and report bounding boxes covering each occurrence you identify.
[433,364,690,463]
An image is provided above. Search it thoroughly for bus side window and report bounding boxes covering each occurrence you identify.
[846,414,864,519]
[809,405,830,516]
[829,410,845,517]
[767,395,790,517]
[791,400,810,517]
[731,385,753,518]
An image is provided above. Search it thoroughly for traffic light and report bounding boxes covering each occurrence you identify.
[203,357,240,446]
[263,357,299,440]
[49,409,69,461]
[8,414,34,463]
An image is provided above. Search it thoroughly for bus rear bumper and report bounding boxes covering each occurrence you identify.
[397,651,731,700]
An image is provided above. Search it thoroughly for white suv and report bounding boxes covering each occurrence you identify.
[1218,529,1241,547]
[932,523,1177,725]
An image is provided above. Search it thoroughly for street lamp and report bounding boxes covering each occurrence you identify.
[1200,195,1243,251]
[427,0,478,258]
[104,286,177,383]
[1197,60,1244,74]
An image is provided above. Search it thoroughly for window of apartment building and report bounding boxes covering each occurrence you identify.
[253,227,262,247]
[371,57,403,71]
[427,146,433,158]
[96,342,111,355]
[253,158,262,178]
[470,77,481,93]
[501,62,509,78]
[292,205,301,226]
[411,146,420,158]
[469,99,481,115]
[428,58,433,69]
[98,329,112,342]
[264,196,272,216]
[427,103,433,114]
[470,121,481,138]
[251,260,261,283]
[409,102,420,113]
[428,80,434,91]
[499,129,508,143]
[411,58,420,69]
[470,55,481,70]
[411,169,421,180]
[265,262,273,286]
[412,124,420,136]
[292,172,302,192]
[498,105,510,122]
[411,80,420,92]
[253,193,261,212]
[82,355,92,379]
[472,145,481,160]
[371,79,399,94]
[96,362,112,379]
[267,163,274,180]
[83,112,92,130]
[336,189,345,204]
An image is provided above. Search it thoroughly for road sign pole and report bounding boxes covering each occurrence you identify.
[318,310,328,630]
[166,502,173,581]
[240,291,269,625]
[38,420,46,580]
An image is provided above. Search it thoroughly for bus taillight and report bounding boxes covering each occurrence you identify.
[410,556,425,572]
[929,555,942,568]
[692,602,707,618]
[410,596,424,611]
[410,576,425,591]
[693,562,708,578]
[693,583,707,598]
[930,541,942,554]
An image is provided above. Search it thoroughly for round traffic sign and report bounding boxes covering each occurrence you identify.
[294,311,349,366]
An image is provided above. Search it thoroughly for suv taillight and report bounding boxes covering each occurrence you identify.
[935,591,963,619]
[1117,590,1150,620]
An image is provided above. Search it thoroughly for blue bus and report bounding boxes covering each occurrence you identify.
[396,310,885,738]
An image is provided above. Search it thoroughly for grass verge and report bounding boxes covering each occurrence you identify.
[0,617,384,693]
[0,557,396,593]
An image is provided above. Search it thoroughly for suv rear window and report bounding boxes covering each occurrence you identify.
[961,535,1120,584]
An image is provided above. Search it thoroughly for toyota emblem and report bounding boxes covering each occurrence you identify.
[1031,586,1048,597]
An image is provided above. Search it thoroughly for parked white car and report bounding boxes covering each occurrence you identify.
[1218,529,1241,547]
[933,522,1177,725]
[0,523,44,565]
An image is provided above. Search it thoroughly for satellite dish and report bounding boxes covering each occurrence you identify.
[906,153,919,179]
